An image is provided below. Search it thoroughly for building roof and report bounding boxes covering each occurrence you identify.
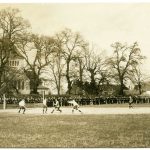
[10,45,24,59]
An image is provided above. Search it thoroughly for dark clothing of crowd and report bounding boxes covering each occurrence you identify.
[0,96,150,107]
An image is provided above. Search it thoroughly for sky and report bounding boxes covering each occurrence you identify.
[0,3,150,74]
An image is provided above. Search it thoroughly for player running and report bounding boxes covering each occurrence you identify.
[129,96,133,109]
[18,99,26,114]
[68,99,83,114]
[51,99,62,113]
[43,98,48,114]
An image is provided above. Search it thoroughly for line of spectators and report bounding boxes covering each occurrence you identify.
[0,95,150,106]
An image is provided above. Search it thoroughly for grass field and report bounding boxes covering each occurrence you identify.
[0,112,150,148]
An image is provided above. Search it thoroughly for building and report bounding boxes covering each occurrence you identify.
[99,84,121,96]
[70,79,130,96]
[8,48,30,94]
[8,47,50,95]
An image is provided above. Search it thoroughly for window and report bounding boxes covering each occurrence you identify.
[9,61,12,66]
[17,61,19,66]
[9,60,20,67]
[12,61,14,66]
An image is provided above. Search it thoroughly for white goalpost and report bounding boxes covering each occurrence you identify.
[3,94,6,110]
[43,90,45,101]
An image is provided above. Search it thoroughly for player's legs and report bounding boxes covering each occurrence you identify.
[72,108,74,113]
[78,109,82,113]
[51,107,55,113]
[129,103,133,108]
[43,105,47,114]
[72,105,83,113]
[18,106,21,113]
[45,106,47,113]
[72,105,77,113]
[51,109,54,113]
[18,106,24,113]
[43,105,45,114]
[23,107,26,114]
[76,106,82,113]
[57,106,62,112]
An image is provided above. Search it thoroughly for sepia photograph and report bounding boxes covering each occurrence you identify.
[0,1,150,148]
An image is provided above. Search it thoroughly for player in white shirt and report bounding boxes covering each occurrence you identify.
[51,99,62,113]
[43,98,48,114]
[129,96,133,109]
[18,99,26,114]
[68,99,83,114]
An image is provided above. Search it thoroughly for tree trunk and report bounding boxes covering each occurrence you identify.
[138,83,142,95]
[57,88,60,96]
[79,60,83,82]
[57,56,61,96]
[90,69,95,84]
[57,78,60,96]
[0,66,5,88]
[0,72,2,88]
[66,60,72,95]
[119,78,124,96]
[32,80,39,94]
[30,72,40,94]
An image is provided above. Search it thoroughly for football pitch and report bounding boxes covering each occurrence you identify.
[0,106,150,148]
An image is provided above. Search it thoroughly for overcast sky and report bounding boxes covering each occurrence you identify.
[0,3,150,74]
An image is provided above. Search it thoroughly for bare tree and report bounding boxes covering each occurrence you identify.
[84,47,107,96]
[85,45,107,83]
[17,34,55,94]
[55,28,87,95]
[130,64,149,95]
[74,43,89,83]
[49,50,65,96]
[108,42,145,95]
[77,57,85,82]
[0,8,30,88]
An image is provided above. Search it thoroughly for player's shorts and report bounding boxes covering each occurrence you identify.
[55,106,60,108]
[54,106,60,111]
[43,104,47,108]
[19,106,25,109]
[73,105,79,110]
